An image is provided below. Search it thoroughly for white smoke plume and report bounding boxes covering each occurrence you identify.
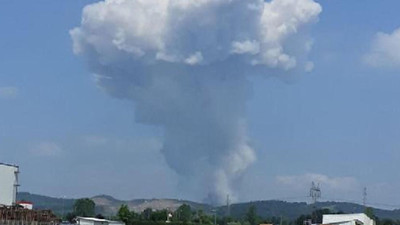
[71,0,321,204]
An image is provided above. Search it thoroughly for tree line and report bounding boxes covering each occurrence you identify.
[63,198,400,225]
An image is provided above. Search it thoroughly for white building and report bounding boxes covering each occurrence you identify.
[76,217,125,225]
[17,201,33,210]
[0,163,19,206]
[323,213,376,225]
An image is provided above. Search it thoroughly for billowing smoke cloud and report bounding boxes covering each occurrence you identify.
[71,0,321,204]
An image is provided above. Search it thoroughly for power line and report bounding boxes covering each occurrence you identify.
[320,196,400,209]
[271,196,310,201]
[254,193,400,210]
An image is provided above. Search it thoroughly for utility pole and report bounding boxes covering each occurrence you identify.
[226,194,231,217]
[363,187,367,207]
[211,209,217,225]
[62,196,64,219]
[214,210,217,225]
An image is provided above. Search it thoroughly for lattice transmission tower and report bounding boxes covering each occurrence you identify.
[309,182,321,204]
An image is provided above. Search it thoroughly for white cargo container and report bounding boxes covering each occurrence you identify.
[0,163,19,206]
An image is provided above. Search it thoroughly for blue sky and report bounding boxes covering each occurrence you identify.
[1,0,400,208]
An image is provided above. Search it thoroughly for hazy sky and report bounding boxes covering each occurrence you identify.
[1,0,400,208]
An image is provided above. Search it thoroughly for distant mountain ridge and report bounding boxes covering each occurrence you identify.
[225,201,400,220]
[91,194,212,215]
[17,192,400,220]
[17,192,212,216]
[17,192,75,215]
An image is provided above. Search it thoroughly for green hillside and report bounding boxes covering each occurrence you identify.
[16,192,400,221]
[17,192,75,215]
[220,201,400,220]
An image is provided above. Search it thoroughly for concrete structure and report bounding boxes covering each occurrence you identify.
[0,163,19,206]
[76,217,125,225]
[323,213,376,225]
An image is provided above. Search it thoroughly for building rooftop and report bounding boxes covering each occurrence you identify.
[0,162,19,168]
[77,217,125,225]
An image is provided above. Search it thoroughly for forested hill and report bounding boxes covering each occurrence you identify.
[16,192,211,216]
[17,192,400,220]
[91,194,213,215]
[17,192,75,215]
[223,201,400,220]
